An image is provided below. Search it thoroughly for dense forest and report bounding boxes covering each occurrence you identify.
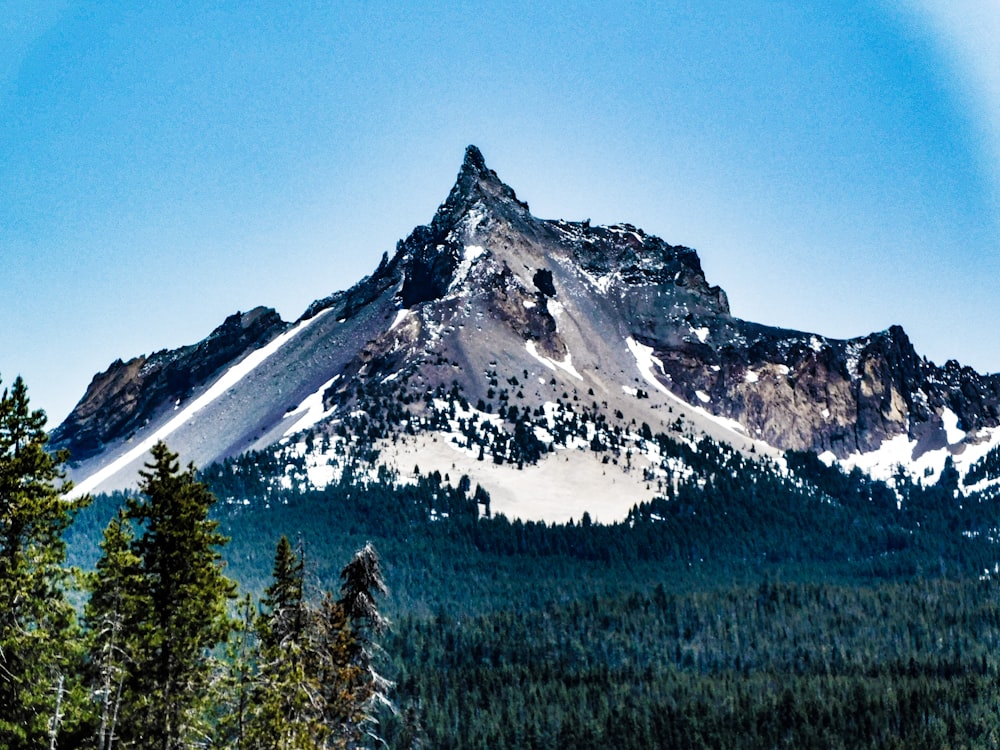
[8,369,1000,747]
[1,376,388,749]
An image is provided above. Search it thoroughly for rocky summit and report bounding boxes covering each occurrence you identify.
[54,146,1000,514]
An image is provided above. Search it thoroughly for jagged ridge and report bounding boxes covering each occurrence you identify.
[54,146,1000,503]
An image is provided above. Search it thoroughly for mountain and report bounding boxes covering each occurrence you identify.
[53,146,1000,513]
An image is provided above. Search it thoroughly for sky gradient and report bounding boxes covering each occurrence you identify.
[2,1,998,425]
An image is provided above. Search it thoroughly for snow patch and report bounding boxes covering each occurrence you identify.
[525,340,583,381]
[388,309,409,332]
[745,370,759,384]
[69,309,333,498]
[282,375,340,437]
[447,244,487,293]
[831,414,1000,492]
[942,408,966,445]
[578,267,616,294]
[626,337,750,438]
[626,337,671,397]
[695,390,711,403]
[692,326,709,344]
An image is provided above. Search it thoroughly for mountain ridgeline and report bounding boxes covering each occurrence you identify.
[52,145,1000,505]
[40,147,1000,748]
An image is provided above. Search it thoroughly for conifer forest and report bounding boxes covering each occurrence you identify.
[8,372,1000,748]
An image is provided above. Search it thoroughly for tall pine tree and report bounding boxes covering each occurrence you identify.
[246,535,321,749]
[124,441,236,749]
[0,375,89,749]
[84,511,144,750]
[245,537,382,749]
[338,542,391,746]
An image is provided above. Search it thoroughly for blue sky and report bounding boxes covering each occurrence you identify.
[2,1,998,425]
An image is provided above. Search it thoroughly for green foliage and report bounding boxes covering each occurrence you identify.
[382,577,1000,749]
[241,537,382,749]
[0,375,89,749]
[84,511,144,750]
[122,441,238,749]
[0,373,394,748]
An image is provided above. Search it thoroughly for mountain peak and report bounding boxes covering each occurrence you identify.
[433,146,530,234]
[460,144,489,177]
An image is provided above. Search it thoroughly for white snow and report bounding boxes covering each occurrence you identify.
[942,407,966,445]
[523,300,536,309]
[745,370,759,384]
[843,434,916,482]
[382,433,655,524]
[832,417,1000,492]
[626,337,750,438]
[777,364,790,375]
[282,375,340,437]
[692,326,709,344]
[695,390,711,403]
[447,244,486,293]
[463,206,487,232]
[68,309,332,498]
[388,309,409,332]
[578,267,616,294]
[810,336,824,353]
[524,340,583,381]
[626,337,672,397]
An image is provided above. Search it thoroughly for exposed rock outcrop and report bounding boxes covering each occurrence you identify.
[53,146,1000,493]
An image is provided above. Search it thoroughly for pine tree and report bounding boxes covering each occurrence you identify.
[214,594,258,750]
[259,535,305,650]
[124,441,236,749]
[84,511,144,750]
[246,535,321,749]
[311,592,366,745]
[338,542,391,746]
[0,375,89,749]
[246,538,384,749]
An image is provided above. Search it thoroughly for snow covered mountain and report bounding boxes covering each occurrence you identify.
[52,146,1000,517]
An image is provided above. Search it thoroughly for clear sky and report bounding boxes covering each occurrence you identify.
[2,1,998,425]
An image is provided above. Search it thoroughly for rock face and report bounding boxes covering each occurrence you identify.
[50,307,287,460]
[650,321,1000,456]
[53,145,1000,493]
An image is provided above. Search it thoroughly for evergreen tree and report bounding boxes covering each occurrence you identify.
[246,535,320,749]
[214,594,258,750]
[124,441,236,749]
[246,537,382,749]
[259,534,305,650]
[338,543,391,746]
[0,375,89,749]
[311,592,366,746]
[84,511,144,750]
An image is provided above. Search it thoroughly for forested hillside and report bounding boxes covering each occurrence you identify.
[63,397,1000,748]
[8,370,1000,747]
